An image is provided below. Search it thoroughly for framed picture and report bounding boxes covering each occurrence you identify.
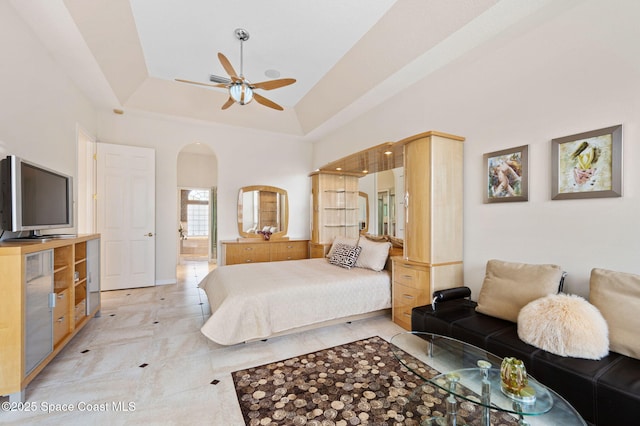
[483,145,529,203]
[551,125,622,200]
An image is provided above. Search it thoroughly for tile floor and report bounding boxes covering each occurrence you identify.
[0,260,405,426]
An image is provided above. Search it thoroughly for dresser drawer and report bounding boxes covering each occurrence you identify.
[271,241,308,261]
[393,310,413,331]
[53,289,69,320]
[393,284,424,308]
[393,282,429,331]
[53,313,69,346]
[225,243,270,265]
[393,262,429,289]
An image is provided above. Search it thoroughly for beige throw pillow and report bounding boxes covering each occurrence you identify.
[475,259,563,322]
[590,268,640,359]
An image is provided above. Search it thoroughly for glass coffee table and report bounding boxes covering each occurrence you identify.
[390,332,586,426]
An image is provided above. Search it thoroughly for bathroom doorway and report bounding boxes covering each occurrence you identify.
[179,188,216,260]
[177,143,218,265]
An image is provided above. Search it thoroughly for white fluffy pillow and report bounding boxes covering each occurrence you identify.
[356,238,391,272]
[326,235,359,258]
[517,293,609,360]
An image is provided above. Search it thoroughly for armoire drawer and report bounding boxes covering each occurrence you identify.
[393,262,429,289]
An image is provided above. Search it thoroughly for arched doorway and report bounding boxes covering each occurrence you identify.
[177,143,218,264]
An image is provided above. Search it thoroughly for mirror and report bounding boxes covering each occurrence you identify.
[377,190,393,235]
[237,185,288,239]
[358,192,369,234]
[359,167,404,239]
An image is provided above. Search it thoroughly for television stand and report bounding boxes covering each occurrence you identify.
[2,232,77,243]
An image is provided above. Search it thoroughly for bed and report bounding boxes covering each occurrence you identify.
[198,237,399,345]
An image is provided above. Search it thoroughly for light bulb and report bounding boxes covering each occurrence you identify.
[229,82,254,105]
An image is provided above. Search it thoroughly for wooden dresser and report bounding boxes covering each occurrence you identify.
[222,239,309,265]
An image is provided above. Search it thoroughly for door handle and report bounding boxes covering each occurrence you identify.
[145,232,154,237]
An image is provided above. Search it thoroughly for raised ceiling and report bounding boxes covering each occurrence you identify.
[11,0,565,138]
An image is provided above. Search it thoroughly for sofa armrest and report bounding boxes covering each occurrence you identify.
[432,286,472,310]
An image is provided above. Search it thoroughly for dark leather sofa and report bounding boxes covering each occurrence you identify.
[411,287,640,426]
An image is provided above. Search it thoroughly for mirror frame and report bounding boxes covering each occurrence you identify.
[237,185,289,239]
[358,191,369,234]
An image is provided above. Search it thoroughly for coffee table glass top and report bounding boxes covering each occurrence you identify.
[390,332,587,425]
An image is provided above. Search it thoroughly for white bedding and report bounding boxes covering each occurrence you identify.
[198,258,391,345]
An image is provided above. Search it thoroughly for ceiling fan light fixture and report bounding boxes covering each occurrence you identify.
[229,82,254,105]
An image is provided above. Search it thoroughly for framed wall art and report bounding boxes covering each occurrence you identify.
[551,125,622,200]
[483,145,529,203]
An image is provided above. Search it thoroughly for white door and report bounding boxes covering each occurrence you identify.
[97,143,155,290]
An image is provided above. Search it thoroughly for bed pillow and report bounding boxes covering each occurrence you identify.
[475,259,563,322]
[356,238,392,272]
[328,243,362,269]
[518,293,609,360]
[326,235,359,258]
[590,268,640,359]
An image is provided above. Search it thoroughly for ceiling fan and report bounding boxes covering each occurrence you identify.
[176,28,296,111]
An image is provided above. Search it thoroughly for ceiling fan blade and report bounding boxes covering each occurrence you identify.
[251,78,296,91]
[175,78,226,89]
[209,74,231,84]
[221,96,235,110]
[253,93,284,111]
[218,52,239,79]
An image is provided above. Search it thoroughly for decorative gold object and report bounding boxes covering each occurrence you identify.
[500,357,536,402]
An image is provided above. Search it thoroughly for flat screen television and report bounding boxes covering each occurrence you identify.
[0,155,73,235]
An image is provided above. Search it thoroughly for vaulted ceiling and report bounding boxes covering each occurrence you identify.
[12,0,564,138]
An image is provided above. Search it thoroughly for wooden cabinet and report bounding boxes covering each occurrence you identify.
[222,239,309,265]
[0,234,100,402]
[309,171,360,258]
[403,131,464,264]
[392,131,465,330]
[392,257,463,330]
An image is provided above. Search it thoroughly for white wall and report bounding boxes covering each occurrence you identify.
[312,0,640,298]
[0,1,97,236]
[96,111,312,284]
[177,151,217,188]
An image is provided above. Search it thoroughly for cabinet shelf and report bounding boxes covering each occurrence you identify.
[54,265,68,274]
[311,172,360,248]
